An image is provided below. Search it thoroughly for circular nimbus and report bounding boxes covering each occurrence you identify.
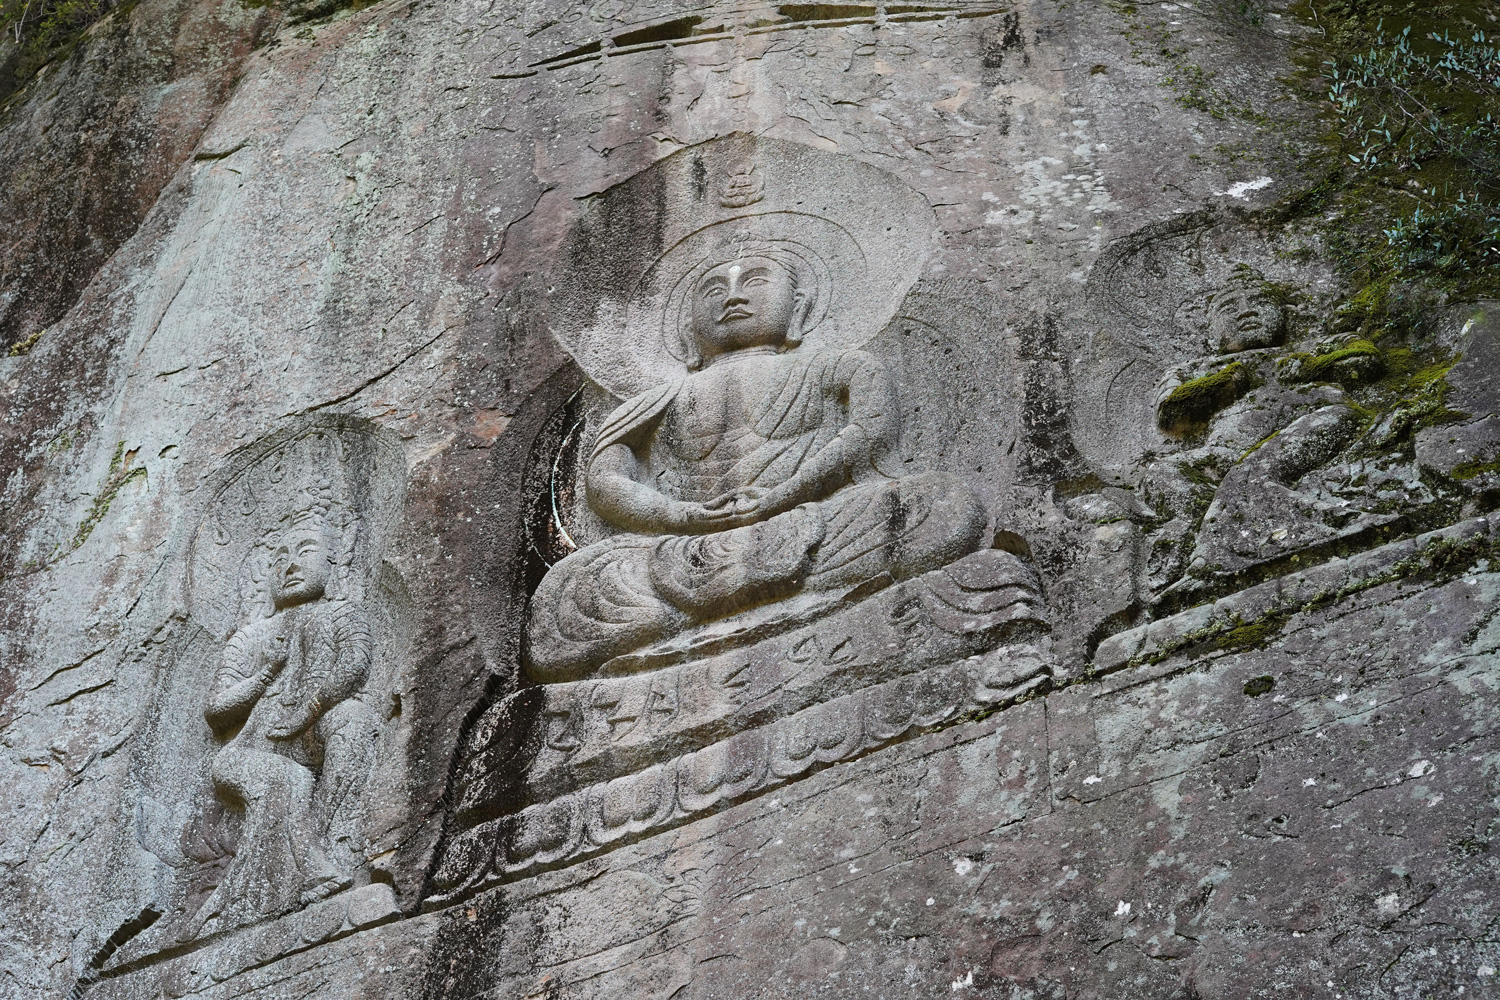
[569,213,872,399]
[546,135,938,400]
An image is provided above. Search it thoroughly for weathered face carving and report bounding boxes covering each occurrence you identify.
[1210,282,1285,353]
[271,522,334,609]
[690,256,806,364]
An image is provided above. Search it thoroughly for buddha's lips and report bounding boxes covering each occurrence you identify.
[718,307,752,321]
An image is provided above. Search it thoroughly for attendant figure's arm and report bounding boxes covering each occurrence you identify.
[267,606,373,741]
[205,627,284,733]
[758,352,899,514]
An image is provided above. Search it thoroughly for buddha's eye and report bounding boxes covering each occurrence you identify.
[744,275,768,287]
[700,283,726,301]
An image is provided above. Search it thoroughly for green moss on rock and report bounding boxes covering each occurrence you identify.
[1295,339,1386,384]
[1216,611,1291,652]
[1158,362,1253,435]
[1452,458,1500,480]
[70,441,145,549]
[1242,674,1276,696]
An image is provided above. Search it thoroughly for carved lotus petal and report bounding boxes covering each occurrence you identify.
[770,701,863,778]
[297,896,346,945]
[910,672,963,728]
[430,822,497,892]
[599,765,669,830]
[677,731,768,812]
[510,796,582,864]
[863,677,919,742]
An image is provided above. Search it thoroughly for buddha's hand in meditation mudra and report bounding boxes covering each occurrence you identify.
[525,249,987,681]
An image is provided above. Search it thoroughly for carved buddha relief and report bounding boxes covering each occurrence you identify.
[525,136,1010,681]
[431,136,1053,898]
[527,241,990,680]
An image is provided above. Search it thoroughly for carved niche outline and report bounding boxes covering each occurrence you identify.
[160,415,408,944]
[431,135,1054,903]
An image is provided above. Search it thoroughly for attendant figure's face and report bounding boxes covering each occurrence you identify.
[690,257,803,363]
[271,524,333,609]
[1211,283,1284,353]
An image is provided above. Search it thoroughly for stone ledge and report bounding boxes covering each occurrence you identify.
[98,883,400,989]
[1093,511,1498,679]
[428,639,1051,904]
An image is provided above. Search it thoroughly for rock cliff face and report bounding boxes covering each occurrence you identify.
[1,0,1497,997]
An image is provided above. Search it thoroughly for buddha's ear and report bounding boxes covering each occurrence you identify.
[674,322,703,370]
[785,287,813,348]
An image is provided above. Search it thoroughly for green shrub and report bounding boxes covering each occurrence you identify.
[1,0,114,102]
[1312,10,1500,294]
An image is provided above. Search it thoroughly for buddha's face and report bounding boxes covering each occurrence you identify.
[690,256,805,363]
[1210,283,1285,353]
[271,523,334,609]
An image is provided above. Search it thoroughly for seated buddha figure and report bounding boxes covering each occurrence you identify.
[526,245,988,681]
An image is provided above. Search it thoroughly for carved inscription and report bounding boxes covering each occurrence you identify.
[437,548,1049,898]
[434,634,1052,899]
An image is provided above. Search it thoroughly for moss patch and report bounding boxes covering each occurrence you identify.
[238,0,375,25]
[70,441,145,549]
[1158,362,1253,435]
[1139,609,1288,666]
[1294,339,1387,384]
[1180,453,1231,487]
[6,327,42,356]
[1243,674,1276,696]
[1216,613,1291,652]
[1108,0,1273,123]
[0,0,137,106]
[1132,525,1495,669]
[1452,457,1500,480]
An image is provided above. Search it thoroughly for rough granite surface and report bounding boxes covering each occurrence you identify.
[0,0,1497,998]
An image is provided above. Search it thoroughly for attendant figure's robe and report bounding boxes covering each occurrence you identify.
[188,599,379,935]
[526,348,986,681]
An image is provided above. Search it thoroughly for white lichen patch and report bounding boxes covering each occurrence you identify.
[1215,176,1275,200]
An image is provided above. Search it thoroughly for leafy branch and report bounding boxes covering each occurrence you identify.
[0,0,114,102]
[1317,14,1500,290]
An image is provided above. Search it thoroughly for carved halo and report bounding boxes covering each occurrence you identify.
[187,416,405,641]
[549,133,939,399]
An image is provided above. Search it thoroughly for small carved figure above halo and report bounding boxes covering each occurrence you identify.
[718,161,764,207]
